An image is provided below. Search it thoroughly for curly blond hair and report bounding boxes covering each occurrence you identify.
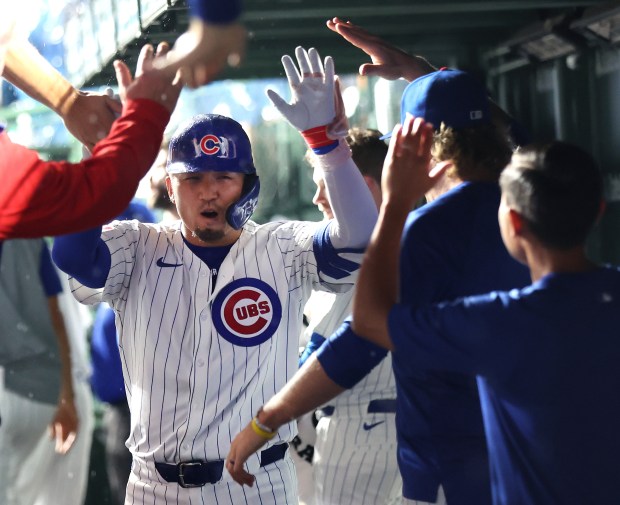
[431,123,512,182]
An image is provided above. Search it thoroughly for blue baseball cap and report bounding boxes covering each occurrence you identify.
[383,69,490,139]
[167,114,256,175]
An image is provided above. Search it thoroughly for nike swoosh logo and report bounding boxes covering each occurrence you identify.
[156,257,183,268]
[363,421,385,431]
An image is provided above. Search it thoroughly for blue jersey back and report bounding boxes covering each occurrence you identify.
[394,181,529,502]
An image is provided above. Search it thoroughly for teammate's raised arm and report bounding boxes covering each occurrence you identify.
[352,116,443,348]
[146,0,245,88]
[0,43,181,241]
[267,46,377,250]
[326,17,435,82]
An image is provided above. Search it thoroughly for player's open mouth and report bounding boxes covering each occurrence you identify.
[201,210,218,218]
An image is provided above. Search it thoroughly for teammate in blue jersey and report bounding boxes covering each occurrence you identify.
[227,68,529,505]
[349,121,620,505]
[52,48,378,505]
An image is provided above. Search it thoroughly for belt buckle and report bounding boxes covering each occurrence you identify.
[177,461,204,488]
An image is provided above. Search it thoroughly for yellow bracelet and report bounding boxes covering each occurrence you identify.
[251,416,276,440]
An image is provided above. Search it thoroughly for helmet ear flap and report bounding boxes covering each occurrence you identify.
[226,175,260,229]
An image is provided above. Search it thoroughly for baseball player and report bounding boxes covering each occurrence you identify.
[52,47,378,504]
[352,122,620,505]
[298,129,401,505]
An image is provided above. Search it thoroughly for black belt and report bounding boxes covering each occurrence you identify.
[155,443,288,488]
[320,398,397,417]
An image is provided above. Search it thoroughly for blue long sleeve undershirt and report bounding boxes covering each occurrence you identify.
[52,227,111,289]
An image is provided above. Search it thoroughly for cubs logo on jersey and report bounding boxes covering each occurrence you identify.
[212,278,282,346]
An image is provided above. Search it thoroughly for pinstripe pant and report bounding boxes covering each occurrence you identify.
[313,413,402,505]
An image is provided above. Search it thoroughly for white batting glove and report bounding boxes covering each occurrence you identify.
[268,47,348,154]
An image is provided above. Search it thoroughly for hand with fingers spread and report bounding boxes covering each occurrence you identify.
[114,42,183,114]
[268,46,350,154]
[326,17,435,82]
[147,19,246,88]
[383,115,448,210]
[268,46,336,131]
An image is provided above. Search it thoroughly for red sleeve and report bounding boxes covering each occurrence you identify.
[0,99,170,239]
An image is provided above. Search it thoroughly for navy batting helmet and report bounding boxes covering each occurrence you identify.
[167,114,260,230]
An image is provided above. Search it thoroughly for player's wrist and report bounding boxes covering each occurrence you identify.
[302,125,339,154]
[251,408,277,440]
[255,404,290,433]
[309,138,352,172]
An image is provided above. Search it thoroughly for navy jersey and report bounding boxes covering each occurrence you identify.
[389,267,620,505]
[393,181,528,503]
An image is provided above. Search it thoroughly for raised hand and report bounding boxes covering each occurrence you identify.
[326,17,435,82]
[382,115,448,209]
[146,19,246,88]
[60,91,122,152]
[267,47,336,132]
[114,42,183,114]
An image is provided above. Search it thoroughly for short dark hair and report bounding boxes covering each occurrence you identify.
[306,128,388,184]
[346,128,388,184]
[499,141,603,250]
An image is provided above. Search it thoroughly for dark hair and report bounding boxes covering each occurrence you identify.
[432,123,512,182]
[305,128,388,184]
[499,141,603,250]
[346,128,388,184]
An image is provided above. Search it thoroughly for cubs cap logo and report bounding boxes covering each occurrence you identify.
[194,134,238,159]
[212,278,282,347]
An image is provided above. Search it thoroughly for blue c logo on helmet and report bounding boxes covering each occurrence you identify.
[167,114,260,230]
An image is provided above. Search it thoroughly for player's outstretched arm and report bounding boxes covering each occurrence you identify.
[226,355,345,486]
[326,17,435,82]
[352,115,447,349]
[0,43,181,240]
[2,40,121,151]
[268,47,377,249]
[148,19,246,88]
[145,0,244,88]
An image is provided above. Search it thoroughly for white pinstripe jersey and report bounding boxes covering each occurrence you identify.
[69,218,359,476]
[310,290,396,416]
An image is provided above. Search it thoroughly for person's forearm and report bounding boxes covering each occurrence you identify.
[0,99,169,239]
[319,143,378,249]
[352,202,409,349]
[259,355,345,430]
[316,319,388,387]
[2,41,78,118]
[47,296,75,403]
